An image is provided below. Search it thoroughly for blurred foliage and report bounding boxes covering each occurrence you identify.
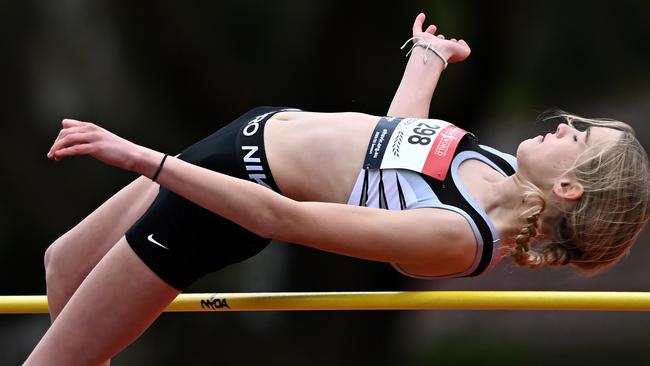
[1,0,649,365]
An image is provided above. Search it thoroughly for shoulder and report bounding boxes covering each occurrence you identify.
[478,144,518,172]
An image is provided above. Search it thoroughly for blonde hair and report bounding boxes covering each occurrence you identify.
[511,110,650,274]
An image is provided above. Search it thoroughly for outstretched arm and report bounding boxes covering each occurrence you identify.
[47,120,474,271]
[387,13,471,118]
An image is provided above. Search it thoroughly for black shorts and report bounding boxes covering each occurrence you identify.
[125,106,298,290]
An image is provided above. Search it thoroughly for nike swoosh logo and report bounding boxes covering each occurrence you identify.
[147,234,169,250]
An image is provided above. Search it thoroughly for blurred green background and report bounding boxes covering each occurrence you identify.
[1,1,650,365]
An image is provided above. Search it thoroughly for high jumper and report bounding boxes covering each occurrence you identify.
[25,13,650,365]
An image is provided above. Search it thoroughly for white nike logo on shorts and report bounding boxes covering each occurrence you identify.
[147,234,169,250]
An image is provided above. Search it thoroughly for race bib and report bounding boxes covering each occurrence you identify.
[363,116,469,181]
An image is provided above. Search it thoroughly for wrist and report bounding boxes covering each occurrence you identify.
[409,46,448,68]
[400,37,448,68]
[131,146,166,179]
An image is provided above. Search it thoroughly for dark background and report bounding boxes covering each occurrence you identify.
[2,1,650,365]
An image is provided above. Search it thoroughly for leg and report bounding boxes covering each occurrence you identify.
[26,238,180,365]
[44,176,160,321]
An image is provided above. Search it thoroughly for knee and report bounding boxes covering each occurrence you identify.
[43,238,77,317]
[44,239,64,286]
[43,241,54,272]
[44,235,92,317]
[43,236,77,293]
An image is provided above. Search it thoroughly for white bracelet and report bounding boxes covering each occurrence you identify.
[400,37,448,69]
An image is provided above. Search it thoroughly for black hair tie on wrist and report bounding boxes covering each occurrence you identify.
[152,154,169,182]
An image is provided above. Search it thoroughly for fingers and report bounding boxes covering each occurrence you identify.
[435,35,464,44]
[53,119,91,144]
[414,13,440,37]
[425,24,437,34]
[53,143,94,159]
[54,125,88,143]
[49,131,97,160]
[413,13,466,47]
[48,125,86,158]
[62,118,87,128]
[412,13,425,34]
[48,120,101,160]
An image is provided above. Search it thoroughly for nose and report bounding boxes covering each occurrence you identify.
[555,123,571,137]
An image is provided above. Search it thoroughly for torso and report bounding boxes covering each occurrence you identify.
[264,110,514,277]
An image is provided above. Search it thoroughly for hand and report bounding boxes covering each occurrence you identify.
[411,13,471,64]
[47,119,144,173]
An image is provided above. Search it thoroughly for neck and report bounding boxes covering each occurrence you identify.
[480,173,539,252]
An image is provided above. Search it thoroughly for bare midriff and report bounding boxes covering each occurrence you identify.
[264,111,379,203]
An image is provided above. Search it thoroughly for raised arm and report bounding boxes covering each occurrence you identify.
[387,13,471,118]
[47,120,475,274]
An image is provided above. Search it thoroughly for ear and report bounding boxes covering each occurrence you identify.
[552,177,584,201]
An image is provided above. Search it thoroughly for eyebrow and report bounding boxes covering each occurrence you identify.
[585,126,592,145]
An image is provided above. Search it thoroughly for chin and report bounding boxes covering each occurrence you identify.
[515,139,530,158]
[514,141,539,178]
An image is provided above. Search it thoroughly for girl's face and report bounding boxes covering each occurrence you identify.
[516,123,621,190]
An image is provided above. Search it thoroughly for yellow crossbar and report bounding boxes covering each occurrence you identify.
[2,291,650,314]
